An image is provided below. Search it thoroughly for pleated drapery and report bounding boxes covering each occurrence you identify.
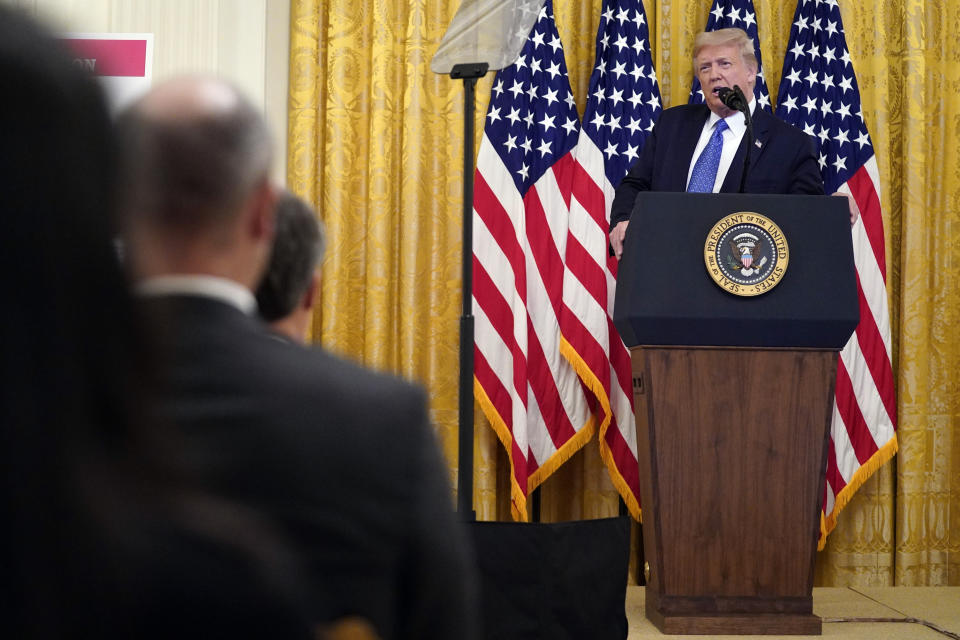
[288,0,960,585]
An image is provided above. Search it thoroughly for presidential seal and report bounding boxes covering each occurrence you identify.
[703,212,789,296]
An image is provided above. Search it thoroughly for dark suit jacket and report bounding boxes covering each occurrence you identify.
[610,104,824,228]
[142,294,476,640]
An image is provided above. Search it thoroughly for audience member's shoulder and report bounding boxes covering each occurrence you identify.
[258,333,426,405]
[314,344,425,398]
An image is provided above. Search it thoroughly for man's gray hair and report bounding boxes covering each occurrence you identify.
[255,191,326,322]
[692,28,758,73]
[115,81,272,231]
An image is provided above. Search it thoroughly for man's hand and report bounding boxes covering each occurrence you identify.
[833,191,860,226]
[609,220,629,260]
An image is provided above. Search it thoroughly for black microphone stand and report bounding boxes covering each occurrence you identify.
[450,62,488,522]
[733,85,753,194]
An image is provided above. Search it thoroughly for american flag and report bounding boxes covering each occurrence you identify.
[472,0,593,520]
[775,0,898,547]
[560,0,662,520]
[689,0,772,112]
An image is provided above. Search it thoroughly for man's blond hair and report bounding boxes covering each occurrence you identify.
[692,28,758,73]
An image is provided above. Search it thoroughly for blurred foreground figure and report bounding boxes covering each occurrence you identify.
[0,7,311,637]
[255,190,326,343]
[117,76,476,640]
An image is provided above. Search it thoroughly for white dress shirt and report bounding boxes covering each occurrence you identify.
[686,97,758,192]
[136,275,257,315]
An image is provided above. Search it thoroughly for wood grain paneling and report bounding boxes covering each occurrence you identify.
[633,346,836,634]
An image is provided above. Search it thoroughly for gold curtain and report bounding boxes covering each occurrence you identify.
[288,0,960,585]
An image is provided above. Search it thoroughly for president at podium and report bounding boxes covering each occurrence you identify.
[607,28,824,260]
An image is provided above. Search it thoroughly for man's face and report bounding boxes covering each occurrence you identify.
[695,43,757,117]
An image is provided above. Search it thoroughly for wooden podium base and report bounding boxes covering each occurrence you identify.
[632,346,836,636]
[648,611,822,636]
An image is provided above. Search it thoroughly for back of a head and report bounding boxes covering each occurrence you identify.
[255,191,326,323]
[0,8,137,447]
[692,27,757,72]
[0,5,157,633]
[0,8,119,294]
[115,76,273,235]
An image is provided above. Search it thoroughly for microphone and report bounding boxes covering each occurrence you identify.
[713,85,754,193]
[716,85,748,113]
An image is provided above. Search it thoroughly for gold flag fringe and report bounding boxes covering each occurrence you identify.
[818,435,898,550]
[474,378,529,521]
[559,336,642,521]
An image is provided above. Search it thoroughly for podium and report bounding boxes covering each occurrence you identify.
[612,192,858,635]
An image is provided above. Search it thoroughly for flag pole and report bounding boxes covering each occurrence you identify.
[451,62,488,522]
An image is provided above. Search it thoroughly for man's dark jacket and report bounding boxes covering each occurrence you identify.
[143,294,476,640]
[610,103,825,228]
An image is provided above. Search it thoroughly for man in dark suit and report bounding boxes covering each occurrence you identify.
[117,76,475,640]
[255,190,326,343]
[608,28,826,260]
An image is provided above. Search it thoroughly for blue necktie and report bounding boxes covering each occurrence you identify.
[687,119,729,193]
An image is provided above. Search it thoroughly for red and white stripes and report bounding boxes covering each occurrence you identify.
[561,132,641,518]
[473,136,593,519]
[822,155,898,545]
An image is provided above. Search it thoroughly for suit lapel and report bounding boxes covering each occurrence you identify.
[721,108,772,193]
[668,106,711,191]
